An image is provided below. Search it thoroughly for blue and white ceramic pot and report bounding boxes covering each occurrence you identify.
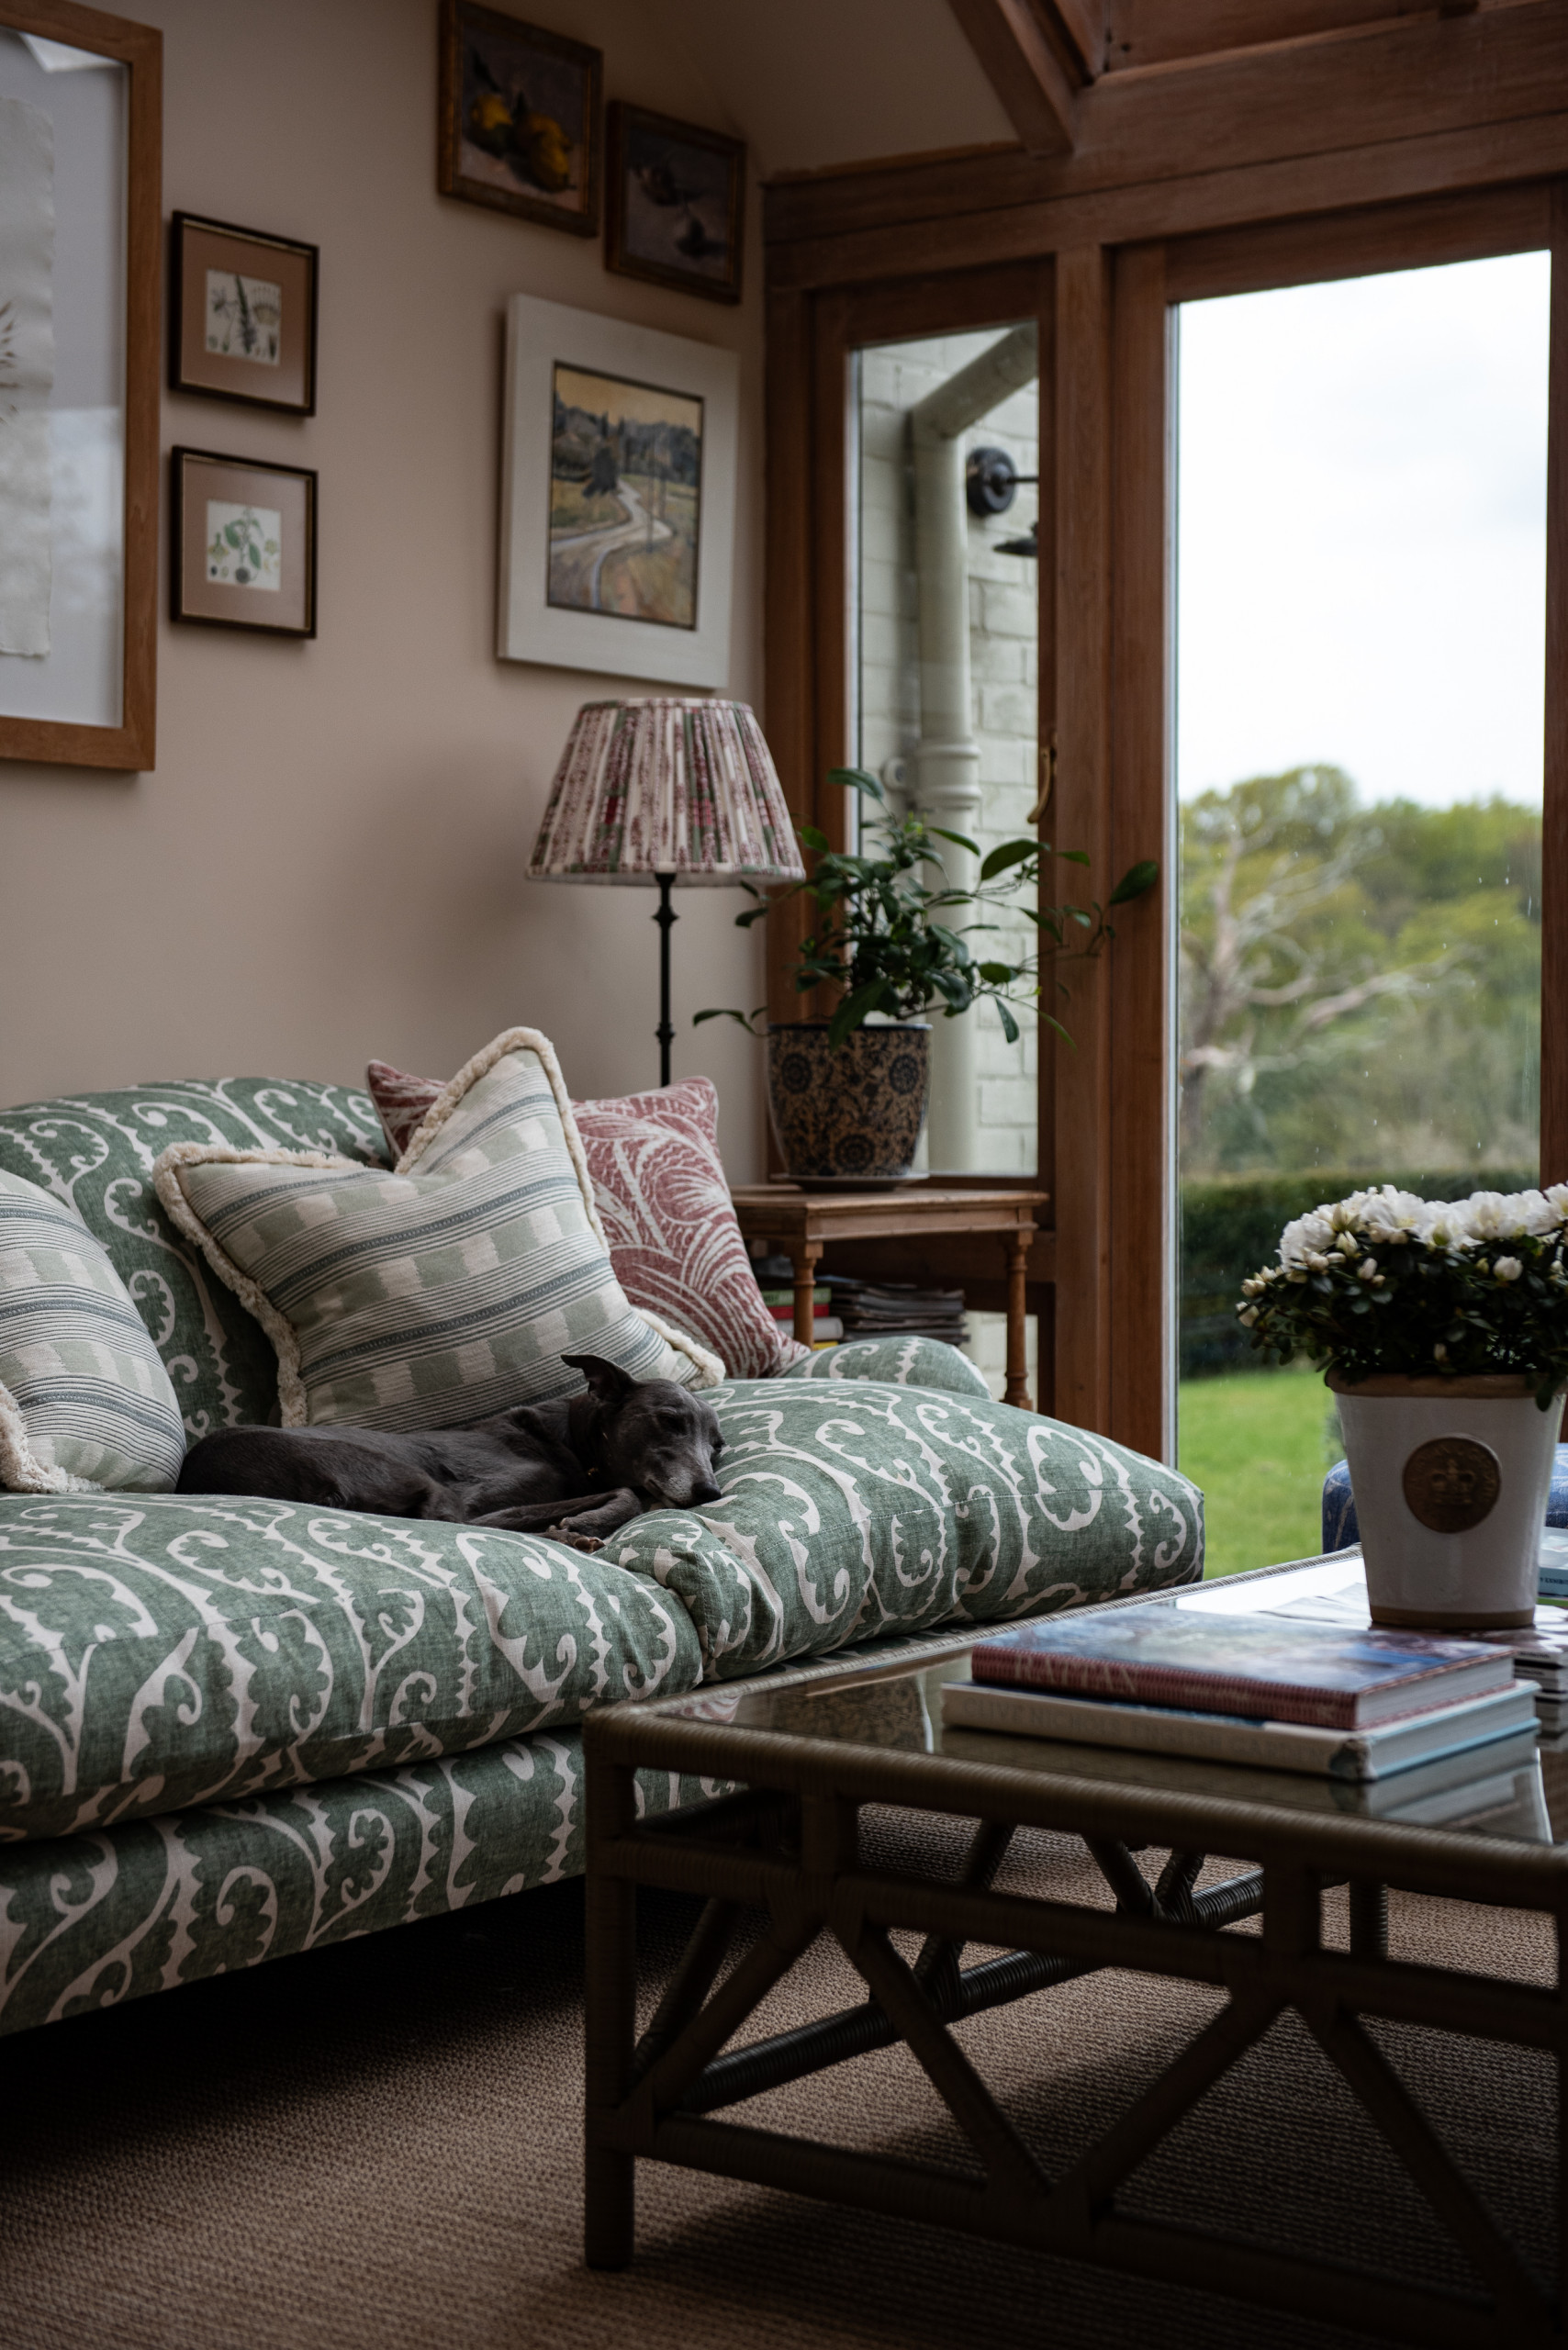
[765,1021,931,1187]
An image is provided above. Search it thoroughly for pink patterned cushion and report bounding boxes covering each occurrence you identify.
[365,1059,806,1381]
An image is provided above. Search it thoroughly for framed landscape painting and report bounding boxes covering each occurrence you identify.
[438,0,599,236]
[605,104,745,305]
[498,295,736,688]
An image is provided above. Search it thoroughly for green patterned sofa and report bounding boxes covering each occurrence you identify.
[0,1078,1204,2035]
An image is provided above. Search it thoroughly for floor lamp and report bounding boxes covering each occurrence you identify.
[528,699,804,1086]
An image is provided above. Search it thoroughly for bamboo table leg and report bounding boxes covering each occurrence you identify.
[1002,1226,1035,1410]
[790,1241,823,1348]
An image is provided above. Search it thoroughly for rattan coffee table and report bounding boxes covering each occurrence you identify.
[583,1555,1568,2346]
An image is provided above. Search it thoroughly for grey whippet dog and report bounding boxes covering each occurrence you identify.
[175,1353,725,1551]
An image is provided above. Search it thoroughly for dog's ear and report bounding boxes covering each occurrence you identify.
[562,1353,637,1405]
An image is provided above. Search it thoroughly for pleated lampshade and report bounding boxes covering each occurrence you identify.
[527,698,805,886]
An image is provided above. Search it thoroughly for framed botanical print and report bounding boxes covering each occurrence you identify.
[0,6,161,770]
[438,1,599,237]
[171,448,317,639]
[170,214,318,416]
[605,104,745,306]
[498,294,737,688]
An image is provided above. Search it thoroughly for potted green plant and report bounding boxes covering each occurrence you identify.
[1237,1184,1568,1627]
[697,767,1157,1185]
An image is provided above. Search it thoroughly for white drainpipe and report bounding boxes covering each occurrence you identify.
[910,324,1039,1172]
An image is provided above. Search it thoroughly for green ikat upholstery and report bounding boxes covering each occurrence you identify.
[0,1377,1201,1851]
[0,1733,722,2037]
[0,1076,1205,2037]
[0,1080,390,1441]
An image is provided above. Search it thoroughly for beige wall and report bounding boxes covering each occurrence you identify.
[0,0,771,1178]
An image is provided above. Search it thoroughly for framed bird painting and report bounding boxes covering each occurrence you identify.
[437,1,600,236]
[604,105,745,306]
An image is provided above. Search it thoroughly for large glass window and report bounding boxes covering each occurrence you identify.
[855,324,1042,1396]
[1174,253,1550,1572]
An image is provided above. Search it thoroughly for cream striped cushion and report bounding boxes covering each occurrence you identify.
[152,1029,722,1431]
[0,1170,187,1493]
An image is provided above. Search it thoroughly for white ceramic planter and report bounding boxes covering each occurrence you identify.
[1330,1371,1562,1628]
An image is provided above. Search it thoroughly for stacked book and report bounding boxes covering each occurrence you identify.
[756,1284,844,1346]
[823,1275,969,1348]
[940,1609,1540,1816]
[1476,1616,1568,1734]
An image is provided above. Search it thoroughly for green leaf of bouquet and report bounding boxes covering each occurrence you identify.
[926,826,980,856]
[797,823,831,853]
[994,1000,1020,1044]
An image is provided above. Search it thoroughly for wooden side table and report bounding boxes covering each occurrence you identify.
[729,1185,1048,1410]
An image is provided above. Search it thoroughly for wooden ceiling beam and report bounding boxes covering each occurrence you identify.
[769,2,1565,248]
[946,0,1087,155]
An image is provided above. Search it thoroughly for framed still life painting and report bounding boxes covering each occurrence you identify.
[605,104,745,306]
[438,1,599,236]
[498,294,737,688]
[170,213,319,416]
[171,448,317,639]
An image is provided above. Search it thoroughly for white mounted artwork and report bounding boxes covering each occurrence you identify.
[0,90,55,657]
[498,292,738,688]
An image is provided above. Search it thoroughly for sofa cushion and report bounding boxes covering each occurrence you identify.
[779,1334,992,1396]
[0,1487,705,1843]
[368,1058,808,1382]
[0,1079,389,1440]
[152,1030,722,1432]
[0,1172,186,1494]
[0,1371,1202,1842]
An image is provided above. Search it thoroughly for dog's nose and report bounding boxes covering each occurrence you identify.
[692,1480,723,1505]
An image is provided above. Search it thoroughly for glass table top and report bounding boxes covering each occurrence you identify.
[653,1555,1568,1849]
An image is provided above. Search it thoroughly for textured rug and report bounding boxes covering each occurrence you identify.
[0,1808,1555,2350]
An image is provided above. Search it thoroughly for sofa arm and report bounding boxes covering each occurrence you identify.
[776,1336,993,1399]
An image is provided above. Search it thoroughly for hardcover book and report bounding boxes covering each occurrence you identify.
[939,1677,1536,1777]
[967,1608,1513,1728]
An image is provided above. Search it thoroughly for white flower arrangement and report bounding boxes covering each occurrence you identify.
[1237,1184,1568,1407]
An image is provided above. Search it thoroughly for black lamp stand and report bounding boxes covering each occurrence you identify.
[654,871,677,1087]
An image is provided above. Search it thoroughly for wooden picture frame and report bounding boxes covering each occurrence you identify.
[0,1,161,772]
[498,293,738,688]
[605,103,745,306]
[171,447,317,639]
[169,212,318,416]
[437,0,599,237]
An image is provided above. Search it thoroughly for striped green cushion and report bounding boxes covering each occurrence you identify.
[0,1170,187,1493]
[152,1030,722,1430]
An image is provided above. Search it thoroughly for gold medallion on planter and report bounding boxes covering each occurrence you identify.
[1401,1437,1501,1534]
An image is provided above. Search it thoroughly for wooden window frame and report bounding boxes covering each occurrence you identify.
[764,15,1568,1460]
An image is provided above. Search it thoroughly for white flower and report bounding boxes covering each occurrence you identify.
[1546,1184,1568,1224]
[1358,1258,1378,1281]
[1495,1257,1523,1281]
[1513,1191,1556,1237]
[1278,1209,1337,1267]
[1434,1342,1448,1360]
[1305,1251,1330,1273]
[1466,1191,1529,1243]
[1238,1305,1259,1326]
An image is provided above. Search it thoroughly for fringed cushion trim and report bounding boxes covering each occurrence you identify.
[151,1145,358,1428]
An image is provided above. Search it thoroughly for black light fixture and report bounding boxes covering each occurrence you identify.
[965,445,1038,558]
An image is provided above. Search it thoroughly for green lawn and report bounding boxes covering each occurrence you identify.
[1177,1362,1341,1578]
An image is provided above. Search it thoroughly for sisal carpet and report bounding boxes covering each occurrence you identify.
[0,1808,1555,2350]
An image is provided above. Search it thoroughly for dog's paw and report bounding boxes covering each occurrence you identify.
[550,1525,604,1553]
